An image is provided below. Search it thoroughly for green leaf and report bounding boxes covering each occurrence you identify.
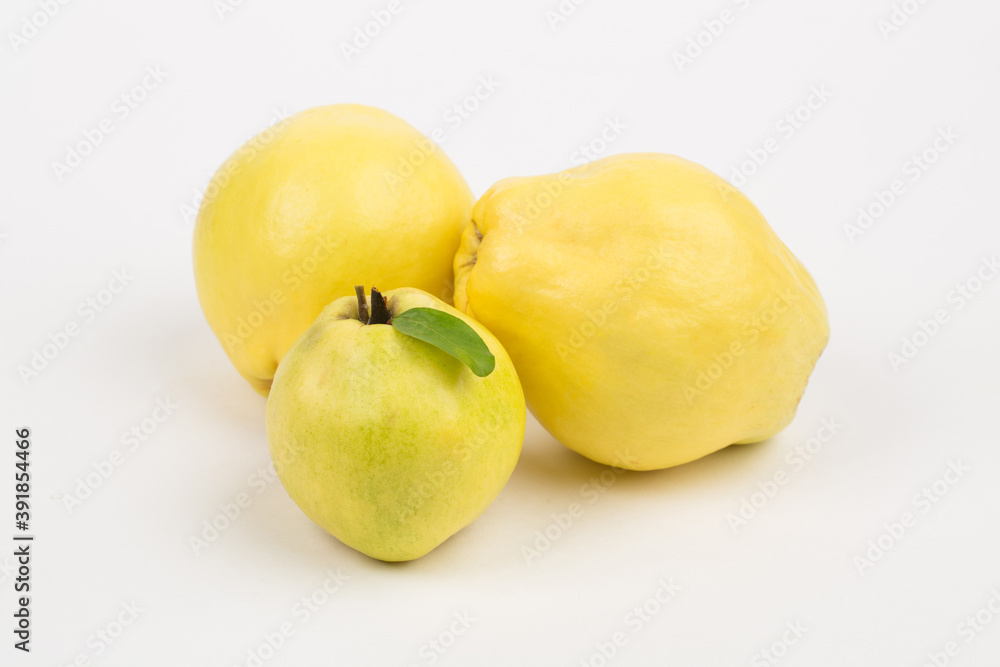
[392,307,495,377]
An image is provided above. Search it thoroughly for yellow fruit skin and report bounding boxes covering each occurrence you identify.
[454,153,829,471]
[266,288,526,562]
[194,104,473,396]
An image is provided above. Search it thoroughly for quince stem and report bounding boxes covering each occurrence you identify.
[369,287,391,325]
[354,285,369,324]
[354,285,391,324]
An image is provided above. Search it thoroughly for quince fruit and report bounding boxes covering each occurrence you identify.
[266,288,526,561]
[194,104,473,396]
[453,153,828,471]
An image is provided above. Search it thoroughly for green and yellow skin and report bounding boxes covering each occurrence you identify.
[266,288,526,562]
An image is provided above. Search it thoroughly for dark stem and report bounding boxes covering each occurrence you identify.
[369,287,391,325]
[354,285,369,324]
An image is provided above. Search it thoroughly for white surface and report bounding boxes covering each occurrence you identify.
[2,1,999,665]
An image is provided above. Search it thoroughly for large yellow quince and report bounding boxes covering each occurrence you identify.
[454,153,829,471]
[194,104,473,395]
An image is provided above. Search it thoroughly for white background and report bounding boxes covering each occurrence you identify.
[2,0,999,665]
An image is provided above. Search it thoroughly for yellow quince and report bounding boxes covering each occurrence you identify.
[194,104,473,395]
[454,153,829,470]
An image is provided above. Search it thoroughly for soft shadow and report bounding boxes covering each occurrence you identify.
[508,420,788,512]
